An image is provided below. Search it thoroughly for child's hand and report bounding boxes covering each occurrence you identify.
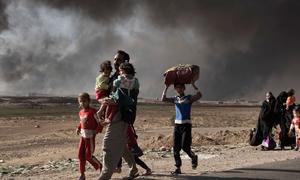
[164,84,170,90]
[100,119,110,126]
[192,82,199,90]
[76,128,80,135]
[162,85,169,97]
[100,110,106,120]
[99,119,105,125]
[104,118,111,124]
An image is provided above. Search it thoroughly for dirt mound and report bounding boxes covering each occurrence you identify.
[140,130,249,150]
[141,134,173,150]
[194,130,249,146]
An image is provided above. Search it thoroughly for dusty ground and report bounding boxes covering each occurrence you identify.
[0,98,300,180]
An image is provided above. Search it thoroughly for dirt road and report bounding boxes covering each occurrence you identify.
[1,102,300,179]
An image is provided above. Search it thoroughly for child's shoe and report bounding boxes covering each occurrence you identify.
[171,168,181,175]
[78,174,85,180]
[192,155,198,169]
[280,144,285,150]
[142,168,152,176]
[294,146,299,151]
[127,167,139,179]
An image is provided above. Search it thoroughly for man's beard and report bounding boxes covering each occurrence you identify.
[114,64,119,71]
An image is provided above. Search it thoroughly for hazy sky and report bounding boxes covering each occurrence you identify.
[0,0,300,100]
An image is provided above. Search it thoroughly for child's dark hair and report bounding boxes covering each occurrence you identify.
[99,60,112,72]
[78,92,90,102]
[287,89,295,96]
[294,105,300,114]
[174,83,185,89]
[119,62,136,75]
[117,50,130,62]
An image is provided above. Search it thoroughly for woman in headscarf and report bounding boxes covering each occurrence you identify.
[259,92,276,150]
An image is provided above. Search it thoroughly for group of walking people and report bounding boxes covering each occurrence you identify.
[77,50,147,180]
[255,89,300,151]
[76,50,202,180]
[75,49,300,180]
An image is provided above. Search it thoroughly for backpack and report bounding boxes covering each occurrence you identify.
[113,88,136,124]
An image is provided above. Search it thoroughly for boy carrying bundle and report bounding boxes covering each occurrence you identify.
[161,64,202,175]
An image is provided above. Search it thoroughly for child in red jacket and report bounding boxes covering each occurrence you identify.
[76,92,103,180]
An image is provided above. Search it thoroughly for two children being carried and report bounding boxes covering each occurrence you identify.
[95,61,139,125]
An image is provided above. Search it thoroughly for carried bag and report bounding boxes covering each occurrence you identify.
[261,136,277,150]
[249,127,263,146]
[163,64,200,85]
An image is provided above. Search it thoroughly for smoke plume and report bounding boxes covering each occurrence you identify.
[0,0,7,31]
[0,0,300,100]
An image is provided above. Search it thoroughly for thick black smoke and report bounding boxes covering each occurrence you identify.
[0,0,126,95]
[0,0,8,31]
[1,0,300,100]
[33,0,135,23]
[140,0,300,99]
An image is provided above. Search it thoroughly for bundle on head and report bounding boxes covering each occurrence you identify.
[163,64,200,89]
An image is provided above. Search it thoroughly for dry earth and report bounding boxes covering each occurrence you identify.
[0,98,300,180]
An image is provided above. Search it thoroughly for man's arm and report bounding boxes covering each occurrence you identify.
[161,85,174,103]
[190,89,202,103]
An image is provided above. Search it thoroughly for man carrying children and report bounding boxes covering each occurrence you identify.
[98,50,138,180]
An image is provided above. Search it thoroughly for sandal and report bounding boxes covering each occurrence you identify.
[142,169,152,176]
[171,168,181,175]
[124,168,139,180]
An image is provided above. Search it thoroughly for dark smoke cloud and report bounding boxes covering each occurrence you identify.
[0,0,300,100]
[0,0,123,95]
[139,0,300,99]
[33,0,136,23]
[0,0,8,31]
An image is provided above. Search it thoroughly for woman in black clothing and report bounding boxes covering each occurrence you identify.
[260,92,276,138]
[274,89,296,150]
[259,92,276,149]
